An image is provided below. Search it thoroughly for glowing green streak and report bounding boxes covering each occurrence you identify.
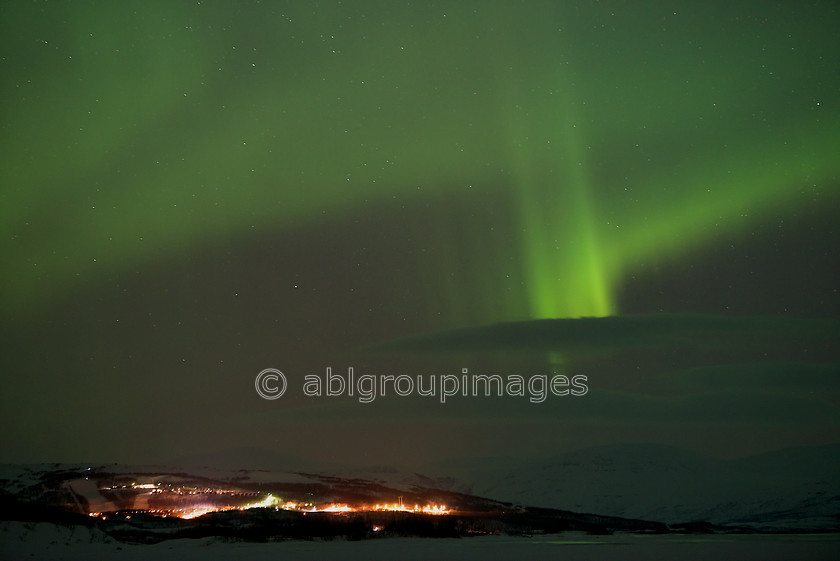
[506,78,839,322]
[2,2,838,326]
[604,124,840,280]
[509,84,613,320]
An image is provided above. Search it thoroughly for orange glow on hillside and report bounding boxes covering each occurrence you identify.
[373,502,449,514]
[88,482,453,519]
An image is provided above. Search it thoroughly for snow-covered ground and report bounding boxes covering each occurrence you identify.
[416,442,840,529]
[1,521,838,561]
[159,442,839,530]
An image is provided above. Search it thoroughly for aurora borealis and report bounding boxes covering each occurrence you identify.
[1,1,838,466]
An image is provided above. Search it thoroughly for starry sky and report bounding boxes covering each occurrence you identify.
[1,1,838,467]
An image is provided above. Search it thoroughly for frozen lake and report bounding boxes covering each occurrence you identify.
[2,522,838,560]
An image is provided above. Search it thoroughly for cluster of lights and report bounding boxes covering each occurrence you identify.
[373,502,449,515]
[88,481,451,519]
[279,501,450,515]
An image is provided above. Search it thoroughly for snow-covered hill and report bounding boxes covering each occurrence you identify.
[161,441,840,530]
[417,443,839,530]
[2,442,836,532]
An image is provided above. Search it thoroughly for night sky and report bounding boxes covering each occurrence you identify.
[1,1,838,468]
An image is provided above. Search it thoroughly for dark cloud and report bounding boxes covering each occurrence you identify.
[366,314,840,363]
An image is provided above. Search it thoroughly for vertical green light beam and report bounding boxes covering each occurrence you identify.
[509,83,613,320]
